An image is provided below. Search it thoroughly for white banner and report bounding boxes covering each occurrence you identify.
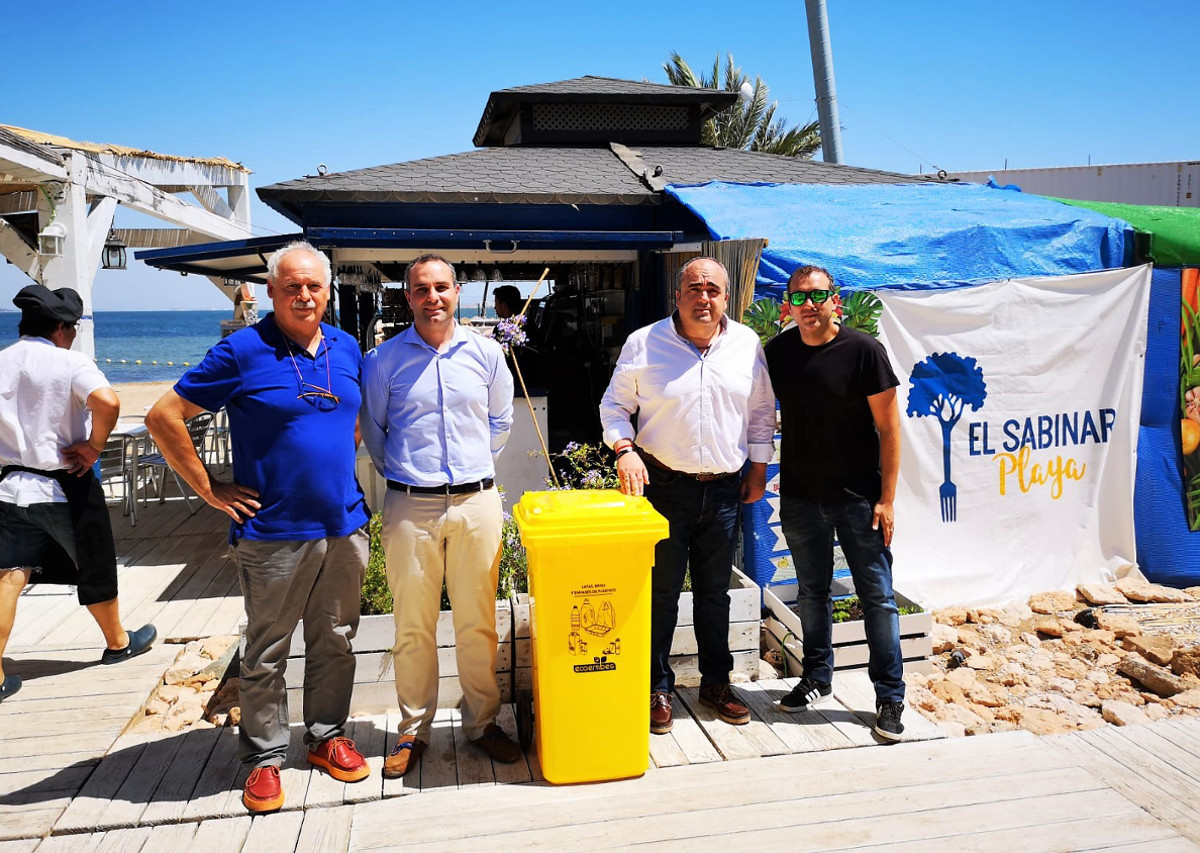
[878,265,1152,608]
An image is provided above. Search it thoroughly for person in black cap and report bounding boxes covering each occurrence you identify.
[0,284,156,704]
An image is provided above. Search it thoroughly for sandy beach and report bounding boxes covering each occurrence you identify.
[111,380,175,419]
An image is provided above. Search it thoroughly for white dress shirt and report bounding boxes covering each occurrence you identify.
[599,314,775,475]
[361,323,514,487]
[0,336,111,505]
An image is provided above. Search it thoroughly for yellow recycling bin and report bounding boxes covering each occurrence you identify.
[514,488,668,784]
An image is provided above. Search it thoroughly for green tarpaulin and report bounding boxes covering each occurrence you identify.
[1051,197,1200,267]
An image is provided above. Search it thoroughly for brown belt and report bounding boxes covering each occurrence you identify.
[637,449,738,483]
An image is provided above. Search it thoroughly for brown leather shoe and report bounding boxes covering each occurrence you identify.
[650,690,673,734]
[699,683,750,725]
[383,737,426,778]
[242,765,283,813]
[307,735,370,782]
[472,723,522,763]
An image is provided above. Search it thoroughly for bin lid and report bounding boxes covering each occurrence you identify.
[513,489,669,544]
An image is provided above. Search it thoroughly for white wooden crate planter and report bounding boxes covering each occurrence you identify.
[284,603,516,720]
[761,584,934,677]
[668,566,761,686]
[283,567,760,719]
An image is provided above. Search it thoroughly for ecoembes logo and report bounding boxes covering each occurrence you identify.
[905,352,1111,521]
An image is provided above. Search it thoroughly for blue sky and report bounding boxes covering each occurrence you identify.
[2,0,1197,310]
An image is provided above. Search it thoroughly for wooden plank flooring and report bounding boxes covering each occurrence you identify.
[3,498,1200,849]
[1048,719,1200,845]
[6,707,1198,850]
[0,646,176,841]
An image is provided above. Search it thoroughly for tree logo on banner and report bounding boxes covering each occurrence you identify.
[906,353,988,523]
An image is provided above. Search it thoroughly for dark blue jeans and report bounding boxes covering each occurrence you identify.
[779,495,905,703]
[644,471,740,693]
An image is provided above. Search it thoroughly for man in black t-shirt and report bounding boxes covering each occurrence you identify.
[763,265,906,742]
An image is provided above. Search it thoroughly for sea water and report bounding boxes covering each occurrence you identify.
[0,310,226,384]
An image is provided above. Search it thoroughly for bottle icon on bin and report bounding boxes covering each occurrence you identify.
[568,604,586,655]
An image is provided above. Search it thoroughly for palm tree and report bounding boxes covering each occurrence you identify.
[663,52,821,158]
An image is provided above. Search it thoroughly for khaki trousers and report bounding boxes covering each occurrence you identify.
[382,487,502,742]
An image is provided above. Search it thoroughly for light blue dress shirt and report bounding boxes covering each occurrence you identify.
[361,323,514,486]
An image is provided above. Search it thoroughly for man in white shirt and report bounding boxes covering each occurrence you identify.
[599,258,775,735]
[0,285,156,704]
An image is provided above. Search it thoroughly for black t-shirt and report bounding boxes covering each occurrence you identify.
[764,325,898,503]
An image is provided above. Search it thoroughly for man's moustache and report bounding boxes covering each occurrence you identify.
[294,299,317,309]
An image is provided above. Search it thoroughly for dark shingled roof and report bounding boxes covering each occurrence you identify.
[493,75,730,98]
[259,147,655,209]
[258,144,925,218]
[637,146,926,187]
[473,76,736,147]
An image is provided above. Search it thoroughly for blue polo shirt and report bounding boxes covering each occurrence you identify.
[175,314,370,542]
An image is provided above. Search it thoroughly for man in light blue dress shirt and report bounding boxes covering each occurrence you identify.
[361,253,521,778]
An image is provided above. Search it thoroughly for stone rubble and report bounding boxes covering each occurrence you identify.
[1114,577,1196,603]
[908,580,1200,737]
[145,581,1200,739]
[129,635,240,734]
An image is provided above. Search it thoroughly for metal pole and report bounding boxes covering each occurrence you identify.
[804,0,843,164]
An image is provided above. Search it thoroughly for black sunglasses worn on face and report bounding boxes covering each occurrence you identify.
[786,289,833,306]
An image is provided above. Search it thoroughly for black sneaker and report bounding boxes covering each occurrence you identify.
[778,676,832,713]
[100,624,157,665]
[875,700,905,741]
[0,675,20,704]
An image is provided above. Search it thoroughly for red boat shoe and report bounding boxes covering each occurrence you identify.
[307,736,370,782]
[243,765,283,813]
[650,690,674,734]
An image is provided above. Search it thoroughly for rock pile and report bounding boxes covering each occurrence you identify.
[129,635,240,734]
[908,581,1200,737]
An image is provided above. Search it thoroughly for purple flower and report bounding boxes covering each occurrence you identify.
[493,315,528,354]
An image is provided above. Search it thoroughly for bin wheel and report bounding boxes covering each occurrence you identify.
[516,689,534,751]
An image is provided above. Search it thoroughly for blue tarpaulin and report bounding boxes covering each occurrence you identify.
[666,179,1197,594]
[665,181,1131,300]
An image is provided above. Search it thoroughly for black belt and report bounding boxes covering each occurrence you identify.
[637,451,738,483]
[387,478,494,495]
[678,470,738,483]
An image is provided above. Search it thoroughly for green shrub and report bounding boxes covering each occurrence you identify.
[831,595,923,623]
[497,513,527,601]
[361,514,393,616]
[551,441,620,490]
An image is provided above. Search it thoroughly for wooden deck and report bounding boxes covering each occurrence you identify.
[2,499,1200,849]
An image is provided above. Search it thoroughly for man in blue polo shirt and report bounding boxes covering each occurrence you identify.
[361,253,521,778]
[146,242,371,813]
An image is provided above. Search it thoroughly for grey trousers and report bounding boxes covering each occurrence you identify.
[229,527,368,767]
